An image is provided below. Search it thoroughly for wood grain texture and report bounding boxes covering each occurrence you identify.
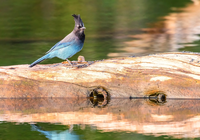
[0,52,200,98]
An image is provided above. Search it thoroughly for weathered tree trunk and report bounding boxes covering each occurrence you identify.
[0,52,200,98]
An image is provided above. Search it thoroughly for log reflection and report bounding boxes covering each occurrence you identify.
[0,98,200,138]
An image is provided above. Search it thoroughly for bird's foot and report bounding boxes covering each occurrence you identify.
[62,56,91,68]
[62,59,75,67]
[62,60,74,65]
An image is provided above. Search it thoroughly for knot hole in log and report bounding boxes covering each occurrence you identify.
[89,86,110,107]
[147,91,166,105]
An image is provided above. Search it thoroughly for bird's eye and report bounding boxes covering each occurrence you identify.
[77,25,82,29]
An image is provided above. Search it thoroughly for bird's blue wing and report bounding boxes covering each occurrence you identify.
[46,42,60,54]
[46,41,71,54]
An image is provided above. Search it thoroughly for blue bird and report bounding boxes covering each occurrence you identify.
[29,14,86,67]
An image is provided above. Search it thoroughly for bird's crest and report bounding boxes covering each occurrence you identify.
[72,14,84,29]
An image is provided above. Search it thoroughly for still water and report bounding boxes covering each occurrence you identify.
[1,0,200,139]
[1,98,200,140]
[1,0,200,66]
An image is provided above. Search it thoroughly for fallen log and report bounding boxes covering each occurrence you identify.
[0,52,200,98]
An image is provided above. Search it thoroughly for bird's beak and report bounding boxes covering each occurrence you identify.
[81,27,86,30]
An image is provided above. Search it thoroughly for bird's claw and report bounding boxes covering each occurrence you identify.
[63,56,90,69]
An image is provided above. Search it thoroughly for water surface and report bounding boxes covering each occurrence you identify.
[0,98,200,139]
[0,0,198,66]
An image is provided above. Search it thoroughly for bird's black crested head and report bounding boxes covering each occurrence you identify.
[72,14,86,41]
[72,14,86,30]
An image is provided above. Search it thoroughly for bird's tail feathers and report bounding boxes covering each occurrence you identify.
[29,54,49,67]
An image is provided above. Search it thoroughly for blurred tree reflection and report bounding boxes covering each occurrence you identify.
[0,0,191,66]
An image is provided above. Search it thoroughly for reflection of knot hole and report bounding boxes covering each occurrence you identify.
[90,87,110,107]
[147,91,166,105]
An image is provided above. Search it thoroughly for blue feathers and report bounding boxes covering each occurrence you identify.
[46,40,84,60]
[29,54,50,67]
[29,14,86,68]
[45,42,70,54]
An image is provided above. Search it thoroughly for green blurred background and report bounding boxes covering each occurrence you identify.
[0,0,196,66]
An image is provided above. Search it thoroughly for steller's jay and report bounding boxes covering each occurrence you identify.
[29,14,86,67]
